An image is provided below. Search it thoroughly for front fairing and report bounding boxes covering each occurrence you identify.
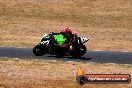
[40,33,53,42]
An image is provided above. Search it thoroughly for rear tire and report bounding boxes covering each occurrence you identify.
[71,45,87,58]
[33,45,46,56]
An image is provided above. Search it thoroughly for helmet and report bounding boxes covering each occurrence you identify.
[62,27,71,33]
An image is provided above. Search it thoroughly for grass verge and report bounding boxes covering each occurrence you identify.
[0,57,131,88]
[0,0,132,51]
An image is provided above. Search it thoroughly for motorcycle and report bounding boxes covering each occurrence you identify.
[33,32,89,58]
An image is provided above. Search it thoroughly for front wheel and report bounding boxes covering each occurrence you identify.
[70,45,87,58]
[33,45,46,56]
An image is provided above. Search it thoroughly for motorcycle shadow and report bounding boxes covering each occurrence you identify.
[47,55,92,61]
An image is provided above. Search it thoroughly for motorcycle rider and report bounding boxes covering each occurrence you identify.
[52,26,77,47]
[61,27,77,42]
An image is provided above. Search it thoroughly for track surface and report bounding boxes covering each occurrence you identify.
[0,47,132,64]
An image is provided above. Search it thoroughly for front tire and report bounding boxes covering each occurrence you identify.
[33,45,46,56]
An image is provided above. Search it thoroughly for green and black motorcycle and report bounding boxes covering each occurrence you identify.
[33,33,89,58]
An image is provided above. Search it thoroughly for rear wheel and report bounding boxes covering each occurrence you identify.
[70,45,87,58]
[33,45,46,56]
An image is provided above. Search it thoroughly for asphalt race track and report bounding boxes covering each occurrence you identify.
[0,47,132,64]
